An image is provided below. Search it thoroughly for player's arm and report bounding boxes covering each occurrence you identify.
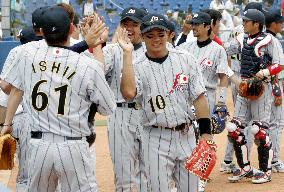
[187,55,212,141]
[117,28,136,100]
[193,94,213,141]
[0,80,11,95]
[256,39,284,79]
[216,48,229,104]
[1,85,23,135]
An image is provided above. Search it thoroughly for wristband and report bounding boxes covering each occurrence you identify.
[227,67,234,78]
[268,64,282,76]
[197,118,211,135]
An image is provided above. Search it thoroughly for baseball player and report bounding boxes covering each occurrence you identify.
[102,7,149,192]
[264,9,284,173]
[177,12,228,192]
[119,13,213,192]
[225,9,284,184]
[178,12,229,120]
[1,6,116,192]
[220,2,264,174]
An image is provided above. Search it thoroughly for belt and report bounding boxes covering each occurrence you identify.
[31,131,83,140]
[152,123,189,131]
[117,102,138,109]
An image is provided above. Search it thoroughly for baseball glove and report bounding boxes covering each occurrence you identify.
[184,140,217,180]
[211,105,229,134]
[239,78,264,100]
[271,78,282,106]
[0,134,16,170]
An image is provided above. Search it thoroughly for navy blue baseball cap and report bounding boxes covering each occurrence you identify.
[264,9,284,24]
[140,13,169,33]
[120,7,147,23]
[32,6,49,28]
[167,20,176,32]
[190,12,212,25]
[17,27,36,44]
[243,9,265,25]
[244,2,263,12]
[41,6,71,34]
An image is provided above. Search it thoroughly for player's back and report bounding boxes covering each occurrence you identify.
[15,40,112,137]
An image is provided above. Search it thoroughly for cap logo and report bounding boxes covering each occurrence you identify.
[52,27,56,32]
[150,16,160,23]
[127,9,135,14]
[244,11,247,15]
[193,14,198,18]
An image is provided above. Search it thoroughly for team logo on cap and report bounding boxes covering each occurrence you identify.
[127,9,135,14]
[244,11,247,15]
[150,16,160,23]
[193,14,198,18]
[52,27,56,32]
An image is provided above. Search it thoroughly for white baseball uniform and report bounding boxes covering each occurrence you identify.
[134,48,206,192]
[103,42,149,192]
[2,40,116,192]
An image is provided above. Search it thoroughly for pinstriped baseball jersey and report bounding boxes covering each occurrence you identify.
[226,33,283,66]
[2,40,116,137]
[178,40,229,89]
[103,43,147,102]
[135,49,206,128]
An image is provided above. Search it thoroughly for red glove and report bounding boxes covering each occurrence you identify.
[184,140,217,180]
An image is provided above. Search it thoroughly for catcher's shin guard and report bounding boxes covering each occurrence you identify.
[251,122,273,172]
[227,120,250,169]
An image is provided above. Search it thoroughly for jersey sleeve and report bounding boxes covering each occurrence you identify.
[216,47,229,75]
[187,54,207,101]
[87,63,116,116]
[264,37,284,65]
[102,44,116,74]
[0,46,23,90]
[225,38,241,56]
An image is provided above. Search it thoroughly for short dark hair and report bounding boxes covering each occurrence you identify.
[43,28,70,45]
[201,9,222,26]
[252,21,264,31]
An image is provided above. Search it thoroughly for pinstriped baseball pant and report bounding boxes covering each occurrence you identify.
[269,80,284,162]
[27,134,98,192]
[11,112,30,192]
[232,83,273,159]
[142,126,198,192]
[107,107,148,192]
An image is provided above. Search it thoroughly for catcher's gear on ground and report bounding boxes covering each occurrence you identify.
[211,105,229,134]
[0,134,16,170]
[239,78,264,100]
[86,132,96,147]
[184,140,217,180]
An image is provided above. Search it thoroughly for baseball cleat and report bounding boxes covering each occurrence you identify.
[272,160,284,173]
[198,179,207,192]
[251,172,272,184]
[220,162,238,173]
[228,168,253,182]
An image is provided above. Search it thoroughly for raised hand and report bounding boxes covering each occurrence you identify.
[117,28,134,52]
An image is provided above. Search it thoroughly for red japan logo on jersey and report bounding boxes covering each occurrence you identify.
[52,48,63,56]
[169,73,189,94]
[200,58,213,71]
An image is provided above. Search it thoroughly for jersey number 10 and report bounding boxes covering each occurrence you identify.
[32,80,68,115]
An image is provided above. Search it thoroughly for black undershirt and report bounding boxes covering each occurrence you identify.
[146,52,169,64]
[266,30,276,37]
[249,31,262,39]
[133,42,142,50]
[197,38,212,48]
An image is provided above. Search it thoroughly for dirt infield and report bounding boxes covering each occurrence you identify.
[1,90,284,191]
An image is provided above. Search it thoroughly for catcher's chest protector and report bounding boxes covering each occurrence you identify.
[241,33,272,78]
